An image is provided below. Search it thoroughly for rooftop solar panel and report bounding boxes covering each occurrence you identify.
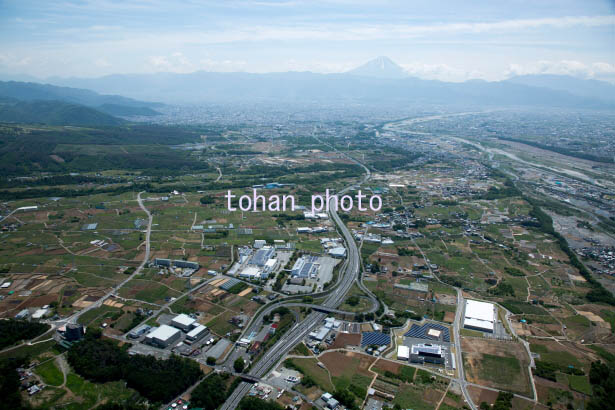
[403,323,450,342]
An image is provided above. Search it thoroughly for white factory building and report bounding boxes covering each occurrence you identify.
[145,325,182,348]
[397,345,410,361]
[238,264,275,280]
[263,258,279,274]
[186,324,209,343]
[328,247,346,258]
[171,313,197,332]
[463,299,496,333]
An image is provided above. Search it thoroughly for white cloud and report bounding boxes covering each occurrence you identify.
[147,52,195,73]
[505,60,615,81]
[400,62,484,82]
[197,58,248,72]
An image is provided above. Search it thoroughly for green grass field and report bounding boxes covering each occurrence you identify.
[568,374,592,395]
[286,358,335,392]
[393,384,436,410]
[35,359,64,386]
[206,310,237,336]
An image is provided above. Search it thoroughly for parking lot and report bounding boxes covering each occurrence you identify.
[266,367,303,391]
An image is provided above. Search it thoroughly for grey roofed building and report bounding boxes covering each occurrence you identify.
[291,256,318,278]
[154,258,172,267]
[172,260,199,270]
[15,308,29,319]
[81,223,98,231]
[410,343,445,365]
[153,258,199,270]
[128,324,151,339]
[249,246,275,267]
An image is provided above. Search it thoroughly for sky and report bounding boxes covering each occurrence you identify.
[0,0,614,82]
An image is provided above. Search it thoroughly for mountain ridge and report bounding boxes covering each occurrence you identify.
[42,69,613,109]
[0,81,163,116]
[0,99,126,126]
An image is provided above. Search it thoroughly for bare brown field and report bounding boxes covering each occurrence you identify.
[329,332,361,349]
[320,351,375,378]
[462,338,531,395]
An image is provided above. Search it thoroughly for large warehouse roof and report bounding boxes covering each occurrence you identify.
[147,325,180,341]
[172,313,196,328]
[463,299,495,332]
[464,299,495,322]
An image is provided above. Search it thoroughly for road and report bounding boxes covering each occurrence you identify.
[220,139,376,409]
[452,289,477,410]
[61,191,153,325]
[410,235,477,410]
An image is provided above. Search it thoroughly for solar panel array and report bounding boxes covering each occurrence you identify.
[404,323,450,342]
[220,278,241,291]
[361,332,391,347]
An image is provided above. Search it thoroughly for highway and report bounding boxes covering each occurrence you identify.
[220,141,376,409]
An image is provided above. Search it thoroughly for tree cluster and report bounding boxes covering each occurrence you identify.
[67,333,201,403]
[0,319,50,349]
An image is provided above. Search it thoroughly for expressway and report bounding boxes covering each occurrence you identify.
[220,144,376,409]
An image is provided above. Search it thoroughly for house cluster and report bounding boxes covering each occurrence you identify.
[577,245,615,275]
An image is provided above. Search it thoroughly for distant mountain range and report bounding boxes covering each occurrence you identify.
[0,57,613,126]
[0,81,162,126]
[36,57,614,109]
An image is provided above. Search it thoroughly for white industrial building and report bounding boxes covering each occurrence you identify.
[171,313,197,332]
[309,326,329,342]
[263,258,279,274]
[397,345,410,360]
[324,317,341,329]
[328,247,346,258]
[186,324,209,343]
[145,325,181,348]
[31,308,48,320]
[463,299,496,333]
[239,266,266,280]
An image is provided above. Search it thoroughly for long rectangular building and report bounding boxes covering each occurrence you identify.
[463,299,495,333]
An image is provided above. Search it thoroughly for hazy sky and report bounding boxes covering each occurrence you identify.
[1,0,614,82]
